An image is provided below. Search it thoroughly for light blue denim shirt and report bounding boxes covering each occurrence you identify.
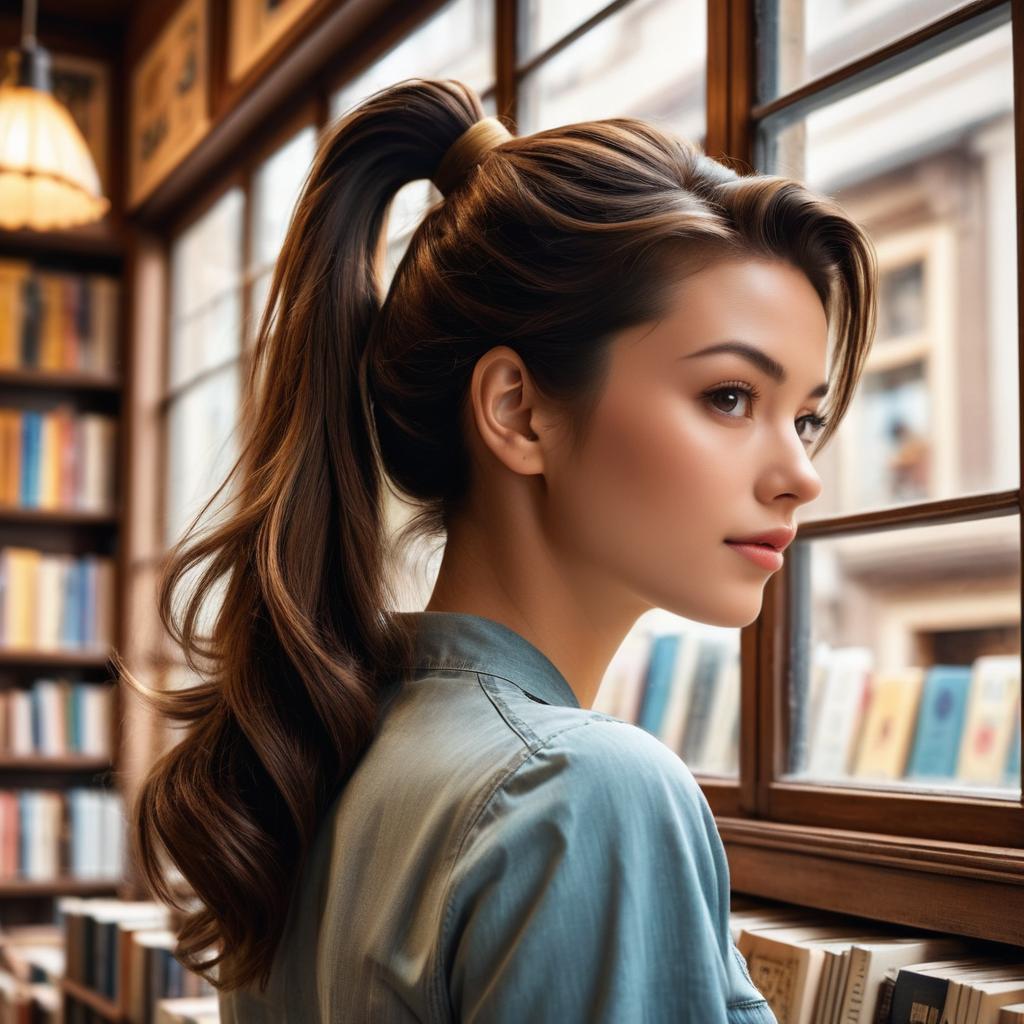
[218,610,777,1023]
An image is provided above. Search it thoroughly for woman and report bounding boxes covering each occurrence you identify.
[120,77,876,1022]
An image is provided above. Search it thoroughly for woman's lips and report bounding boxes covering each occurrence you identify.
[724,541,784,571]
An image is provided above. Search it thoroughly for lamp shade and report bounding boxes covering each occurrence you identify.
[0,82,109,230]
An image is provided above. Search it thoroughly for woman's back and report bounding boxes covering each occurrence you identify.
[217,610,777,1023]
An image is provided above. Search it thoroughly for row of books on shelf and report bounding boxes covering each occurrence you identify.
[0,787,124,882]
[731,898,1024,1024]
[805,649,1020,788]
[62,899,212,1022]
[5,892,1024,1024]
[0,260,119,378]
[0,407,117,513]
[0,548,115,652]
[0,679,114,758]
[0,896,217,1024]
[594,624,740,773]
[597,618,1021,787]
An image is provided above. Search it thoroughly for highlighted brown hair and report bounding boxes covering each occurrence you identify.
[117,77,876,993]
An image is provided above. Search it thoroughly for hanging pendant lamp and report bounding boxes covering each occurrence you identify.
[0,0,109,230]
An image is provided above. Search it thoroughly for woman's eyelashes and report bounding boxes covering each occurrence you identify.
[700,380,829,446]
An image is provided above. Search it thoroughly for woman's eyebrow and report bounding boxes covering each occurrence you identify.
[682,339,829,399]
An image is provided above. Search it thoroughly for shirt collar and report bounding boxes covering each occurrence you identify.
[395,609,580,710]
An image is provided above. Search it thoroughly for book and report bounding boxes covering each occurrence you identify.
[807,646,873,779]
[679,638,727,766]
[155,996,220,1024]
[837,937,970,1023]
[906,666,973,781]
[957,656,1021,785]
[636,632,680,736]
[698,649,740,773]
[739,924,895,1024]
[658,629,702,754]
[852,667,926,780]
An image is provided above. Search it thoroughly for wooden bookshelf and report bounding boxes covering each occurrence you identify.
[0,879,121,898]
[0,368,121,394]
[0,506,119,527]
[0,192,127,930]
[61,974,126,1021]
[0,649,113,669]
[0,754,112,771]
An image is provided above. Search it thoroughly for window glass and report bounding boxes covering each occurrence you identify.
[330,0,494,122]
[164,363,240,549]
[377,92,498,295]
[594,609,741,777]
[249,125,317,340]
[786,515,1021,799]
[329,0,496,297]
[517,0,706,139]
[169,188,244,390]
[757,0,974,101]
[518,0,615,62]
[760,21,1017,519]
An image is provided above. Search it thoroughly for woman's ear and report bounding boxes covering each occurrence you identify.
[466,345,550,476]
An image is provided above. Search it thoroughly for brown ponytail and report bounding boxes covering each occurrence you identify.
[116,77,875,994]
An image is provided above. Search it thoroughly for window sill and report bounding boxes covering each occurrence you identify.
[717,816,1024,948]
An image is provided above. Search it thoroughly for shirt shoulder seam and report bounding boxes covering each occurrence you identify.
[427,716,628,1021]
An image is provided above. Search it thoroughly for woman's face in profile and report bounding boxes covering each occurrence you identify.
[543,256,829,629]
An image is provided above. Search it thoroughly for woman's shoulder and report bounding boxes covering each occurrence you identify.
[465,713,715,850]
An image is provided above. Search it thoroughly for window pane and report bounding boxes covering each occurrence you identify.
[518,0,615,62]
[517,0,706,140]
[164,364,240,548]
[251,126,317,269]
[329,0,494,122]
[757,0,974,101]
[170,292,240,392]
[327,0,496,298]
[169,188,243,388]
[249,125,317,339]
[760,21,1017,518]
[786,515,1021,800]
[594,609,741,777]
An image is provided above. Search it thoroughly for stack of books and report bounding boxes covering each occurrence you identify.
[0,677,114,758]
[803,649,1020,789]
[0,260,120,377]
[594,612,741,773]
[732,898,1024,1023]
[58,896,217,1023]
[0,405,117,512]
[0,922,62,1024]
[0,547,116,652]
[595,612,1022,790]
[0,786,124,881]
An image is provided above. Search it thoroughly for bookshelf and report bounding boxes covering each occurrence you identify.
[0,4,130,954]
[0,237,128,933]
[0,16,134,994]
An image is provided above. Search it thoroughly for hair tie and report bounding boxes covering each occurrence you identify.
[432,117,514,197]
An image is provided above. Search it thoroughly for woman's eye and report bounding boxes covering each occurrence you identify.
[704,383,830,447]
[797,413,830,445]
[704,385,755,418]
